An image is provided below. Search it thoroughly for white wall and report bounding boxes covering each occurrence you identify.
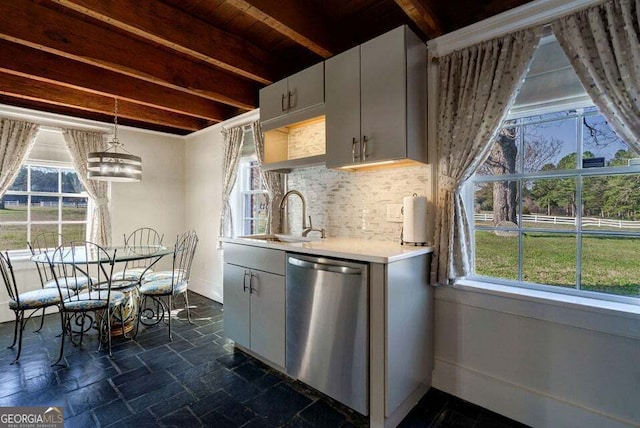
[432,286,640,427]
[183,123,225,302]
[110,127,185,272]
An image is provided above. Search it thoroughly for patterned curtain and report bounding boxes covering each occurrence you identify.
[62,129,112,246]
[251,121,285,234]
[552,0,640,153]
[432,27,542,285]
[218,126,244,243]
[0,118,40,199]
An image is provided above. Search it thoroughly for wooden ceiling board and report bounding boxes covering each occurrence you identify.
[0,72,210,131]
[0,94,196,135]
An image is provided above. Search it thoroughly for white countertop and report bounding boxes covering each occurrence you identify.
[222,236,433,263]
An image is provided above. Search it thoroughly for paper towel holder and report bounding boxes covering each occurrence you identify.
[401,193,428,246]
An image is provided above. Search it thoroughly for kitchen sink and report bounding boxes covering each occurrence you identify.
[238,234,321,243]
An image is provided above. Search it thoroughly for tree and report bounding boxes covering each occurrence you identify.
[479,122,561,226]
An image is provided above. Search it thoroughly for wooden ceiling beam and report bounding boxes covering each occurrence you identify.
[0,94,196,135]
[49,0,280,85]
[0,40,235,122]
[0,0,257,110]
[393,0,443,39]
[0,72,210,132]
[227,0,336,58]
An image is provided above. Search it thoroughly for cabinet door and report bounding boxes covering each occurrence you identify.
[361,26,407,163]
[325,46,361,169]
[249,270,285,367]
[223,263,251,349]
[287,62,324,114]
[259,77,289,123]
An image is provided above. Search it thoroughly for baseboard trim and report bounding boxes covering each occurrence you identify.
[432,358,635,428]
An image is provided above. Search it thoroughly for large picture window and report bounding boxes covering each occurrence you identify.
[0,164,88,251]
[468,107,640,300]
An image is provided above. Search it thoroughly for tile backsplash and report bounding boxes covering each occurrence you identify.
[287,120,325,160]
[284,164,431,242]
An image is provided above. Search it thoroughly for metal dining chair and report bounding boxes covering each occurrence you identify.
[29,232,92,292]
[48,241,126,365]
[138,230,198,340]
[112,227,164,283]
[1,251,74,365]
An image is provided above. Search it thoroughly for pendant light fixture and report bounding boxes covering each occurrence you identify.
[87,98,142,182]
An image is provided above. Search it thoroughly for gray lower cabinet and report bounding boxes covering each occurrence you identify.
[223,244,285,367]
[325,25,426,169]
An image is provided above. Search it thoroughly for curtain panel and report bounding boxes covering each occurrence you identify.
[0,118,40,199]
[552,0,640,152]
[218,126,244,243]
[251,121,285,234]
[62,129,112,246]
[431,27,542,285]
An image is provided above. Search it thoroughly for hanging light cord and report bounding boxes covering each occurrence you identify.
[112,98,120,146]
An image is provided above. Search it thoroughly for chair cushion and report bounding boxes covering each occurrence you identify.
[142,269,185,283]
[94,279,138,291]
[62,290,126,311]
[9,287,75,310]
[43,276,94,290]
[112,267,151,281]
[139,278,188,296]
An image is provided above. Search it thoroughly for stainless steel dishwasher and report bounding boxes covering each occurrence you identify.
[286,254,368,415]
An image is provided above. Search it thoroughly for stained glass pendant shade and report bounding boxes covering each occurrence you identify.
[87,98,142,182]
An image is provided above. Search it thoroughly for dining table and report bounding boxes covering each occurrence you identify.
[31,244,173,337]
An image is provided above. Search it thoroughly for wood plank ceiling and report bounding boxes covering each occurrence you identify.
[0,0,533,135]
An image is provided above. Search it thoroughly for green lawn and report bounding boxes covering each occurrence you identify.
[0,206,87,250]
[475,231,640,296]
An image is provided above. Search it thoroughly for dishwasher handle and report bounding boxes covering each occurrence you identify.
[288,256,363,275]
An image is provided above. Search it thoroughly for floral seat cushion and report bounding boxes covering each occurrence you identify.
[62,290,126,311]
[43,276,94,290]
[143,269,185,283]
[112,267,151,281]
[139,278,187,296]
[9,287,76,310]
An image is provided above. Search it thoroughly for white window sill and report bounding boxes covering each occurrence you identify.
[435,279,640,339]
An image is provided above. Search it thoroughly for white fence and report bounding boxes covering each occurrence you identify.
[2,201,87,208]
[474,213,640,229]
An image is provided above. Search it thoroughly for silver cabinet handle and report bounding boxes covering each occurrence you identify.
[281,93,287,112]
[288,256,362,275]
[249,272,257,294]
[243,270,250,292]
[352,138,359,163]
[362,135,368,161]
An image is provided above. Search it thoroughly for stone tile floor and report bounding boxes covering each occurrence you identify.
[0,291,529,427]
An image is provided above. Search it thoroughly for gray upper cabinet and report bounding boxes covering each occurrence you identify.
[259,62,325,131]
[325,26,427,169]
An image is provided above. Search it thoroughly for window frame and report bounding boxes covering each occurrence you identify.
[231,156,269,237]
[1,159,90,255]
[465,106,640,305]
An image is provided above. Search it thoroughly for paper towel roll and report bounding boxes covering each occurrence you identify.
[403,195,427,244]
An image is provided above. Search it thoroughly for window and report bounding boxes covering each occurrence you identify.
[233,158,268,236]
[468,107,640,301]
[229,127,269,237]
[0,129,89,252]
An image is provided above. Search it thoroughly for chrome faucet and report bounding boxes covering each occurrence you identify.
[279,190,308,234]
[302,216,326,238]
[278,190,325,238]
